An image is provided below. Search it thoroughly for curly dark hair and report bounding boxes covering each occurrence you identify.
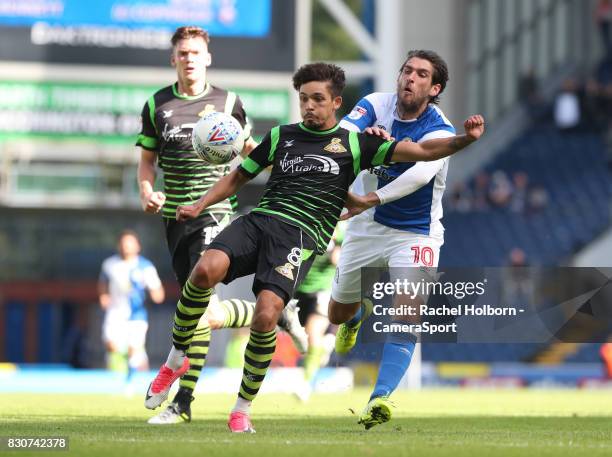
[171,26,210,46]
[400,50,449,104]
[292,62,346,98]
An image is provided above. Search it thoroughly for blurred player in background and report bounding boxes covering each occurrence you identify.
[329,50,484,429]
[99,230,165,384]
[148,62,484,433]
[293,222,345,402]
[137,25,306,425]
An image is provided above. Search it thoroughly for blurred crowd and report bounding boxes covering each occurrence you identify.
[520,60,612,138]
[447,170,549,215]
[448,7,612,216]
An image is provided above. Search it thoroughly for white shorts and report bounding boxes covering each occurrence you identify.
[102,318,149,351]
[331,214,443,304]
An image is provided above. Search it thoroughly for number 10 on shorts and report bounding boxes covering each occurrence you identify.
[411,246,434,267]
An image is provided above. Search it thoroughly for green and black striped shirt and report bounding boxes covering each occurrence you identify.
[239,123,395,254]
[136,83,250,219]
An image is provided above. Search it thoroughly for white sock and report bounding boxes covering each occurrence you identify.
[232,397,252,414]
[165,346,185,370]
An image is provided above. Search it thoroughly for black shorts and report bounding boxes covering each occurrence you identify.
[208,213,317,305]
[164,213,229,287]
[295,290,330,324]
[294,291,318,324]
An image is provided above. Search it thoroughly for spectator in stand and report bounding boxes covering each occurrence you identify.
[508,247,528,267]
[554,78,581,132]
[488,170,513,208]
[518,68,546,122]
[501,247,535,306]
[448,182,473,213]
[583,78,608,132]
[596,0,612,55]
[510,171,529,213]
[527,185,550,214]
[472,171,491,211]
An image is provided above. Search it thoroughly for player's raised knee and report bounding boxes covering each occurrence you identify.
[191,250,230,287]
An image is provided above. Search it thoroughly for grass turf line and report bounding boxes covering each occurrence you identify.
[1,389,611,457]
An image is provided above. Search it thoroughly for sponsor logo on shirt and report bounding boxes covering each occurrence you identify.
[348,106,367,120]
[162,123,193,141]
[369,165,393,181]
[280,153,340,175]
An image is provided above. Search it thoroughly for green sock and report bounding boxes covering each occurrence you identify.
[238,329,276,401]
[178,318,211,393]
[304,345,325,381]
[219,299,256,328]
[107,351,127,373]
[172,279,213,351]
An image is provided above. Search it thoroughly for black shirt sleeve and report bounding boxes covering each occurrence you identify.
[135,99,159,151]
[238,129,273,178]
[357,132,396,170]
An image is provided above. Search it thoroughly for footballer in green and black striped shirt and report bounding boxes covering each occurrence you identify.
[136,26,256,287]
[167,62,484,432]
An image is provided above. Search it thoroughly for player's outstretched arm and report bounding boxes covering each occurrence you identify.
[240,137,259,157]
[390,115,485,162]
[176,168,251,221]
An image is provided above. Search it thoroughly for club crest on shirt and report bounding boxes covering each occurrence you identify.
[275,262,295,280]
[324,137,347,153]
[198,104,216,117]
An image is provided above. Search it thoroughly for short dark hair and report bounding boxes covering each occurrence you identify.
[118,229,140,242]
[400,50,449,104]
[171,26,210,47]
[292,63,346,98]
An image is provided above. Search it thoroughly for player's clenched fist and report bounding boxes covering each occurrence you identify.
[464,115,485,141]
[141,191,166,214]
[176,204,201,222]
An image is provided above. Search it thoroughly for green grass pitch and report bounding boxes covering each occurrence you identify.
[1,388,611,456]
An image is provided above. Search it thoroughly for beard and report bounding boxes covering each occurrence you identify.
[303,116,322,129]
[398,92,429,117]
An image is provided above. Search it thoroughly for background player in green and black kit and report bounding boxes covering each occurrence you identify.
[293,222,345,402]
[145,61,485,433]
[137,26,306,425]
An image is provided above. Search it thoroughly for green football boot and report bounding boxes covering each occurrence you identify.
[334,299,373,355]
[357,396,393,430]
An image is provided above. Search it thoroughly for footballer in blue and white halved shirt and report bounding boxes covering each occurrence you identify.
[329,50,462,430]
